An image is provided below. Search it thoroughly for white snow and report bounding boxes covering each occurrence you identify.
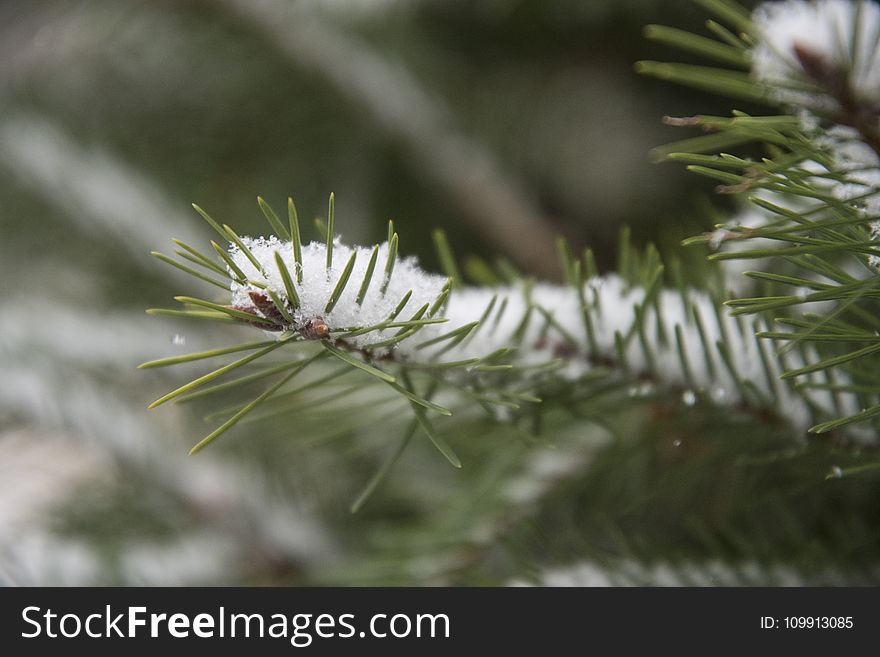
[752,0,880,107]
[226,234,853,435]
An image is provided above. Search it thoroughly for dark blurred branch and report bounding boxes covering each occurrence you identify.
[214,0,562,279]
[0,115,203,277]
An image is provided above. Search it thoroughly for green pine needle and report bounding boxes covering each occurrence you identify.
[350,420,419,513]
[191,203,227,240]
[274,251,301,311]
[145,308,237,323]
[224,224,264,274]
[381,232,399,294]
[257,196,291,240]
[175,359,315,404]
[643,24,749,67]
[780,343,880,380]
[387,290,412,321]
[325,251,358,314]
[150,252,228,289]
[211,240,248,283]
[386,379,452,416]
[173,239,229,277]
[326,192,335,270]
[138,340,277,369]
[416,321,479,350]
[356,246,380,306]
[321,342,396,383]
[148,341,288,409]
[173,296,276,325]
[189,358,314,455]
[410,400,461,468]
[288,197,304,283]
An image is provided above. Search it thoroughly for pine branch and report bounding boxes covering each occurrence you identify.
[140,1,880,518]
[638,0,880,440]
[143,193,866,509]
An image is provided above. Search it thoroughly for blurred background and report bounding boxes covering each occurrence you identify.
[3,0,879,586]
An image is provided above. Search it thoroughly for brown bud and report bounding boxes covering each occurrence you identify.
[247,291,286,326]
[792,42,838,88]
[300,317,330,340]
[229,304,284,331]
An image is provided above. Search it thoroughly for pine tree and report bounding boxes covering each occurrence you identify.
[4,0,880,586]
[137,0,880,585]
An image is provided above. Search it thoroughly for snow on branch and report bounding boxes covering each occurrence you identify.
[145,196,858,460]
[753,0,880,108]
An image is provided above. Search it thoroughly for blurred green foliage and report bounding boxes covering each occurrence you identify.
[4,0,879,587]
